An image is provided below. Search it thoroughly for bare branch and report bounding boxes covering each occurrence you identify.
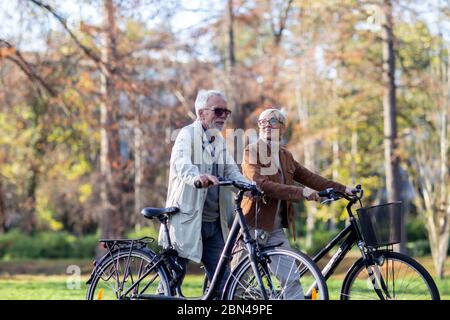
[28,0,105,67]
[0,39,57,97]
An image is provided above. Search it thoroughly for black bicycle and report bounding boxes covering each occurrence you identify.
[85,179,328,300]
[311,185,440,300]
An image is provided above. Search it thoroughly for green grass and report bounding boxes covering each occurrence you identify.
[0,274,206,300]
[0,274,449,300]
[0,255,448,300]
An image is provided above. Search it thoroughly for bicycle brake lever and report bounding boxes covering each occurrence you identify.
[320,198,334,205]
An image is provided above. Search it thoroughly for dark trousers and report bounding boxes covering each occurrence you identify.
[178,220,230,297]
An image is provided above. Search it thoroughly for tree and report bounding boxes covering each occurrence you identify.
[98,0,125,239]
[380,0,404,252]
[0,178,5,233]
[403,10,450,278]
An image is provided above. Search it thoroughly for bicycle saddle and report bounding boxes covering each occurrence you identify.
[141,207,180,220]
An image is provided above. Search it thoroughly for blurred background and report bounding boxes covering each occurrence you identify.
[0,0,448,299]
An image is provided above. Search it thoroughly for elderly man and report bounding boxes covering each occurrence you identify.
[238,108,354,299]
[159,89,249,297]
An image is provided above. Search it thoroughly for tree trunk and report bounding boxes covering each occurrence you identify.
[225,0,237,112]
[381,0,404,253]
[23,164,38,234]
[225,0,240,128]
[0,178,6,233]
[329,139,339,231]
[429,50,449,278]
[295,73,316,248]
[99,0,124,240]
[134,123,143,232]
[351,128,358,187]
[412,92,448,278]
[304,136,317,249]
[225,0,245,165]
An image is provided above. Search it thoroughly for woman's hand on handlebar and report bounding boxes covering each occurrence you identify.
[345,186,356,196]
[244,188,263,200]
[194,174,219,188]
[318,185,363,204]
[303,187,320,201]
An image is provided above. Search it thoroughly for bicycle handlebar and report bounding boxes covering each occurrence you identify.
[318,185,363,203]
[194,177,264,197]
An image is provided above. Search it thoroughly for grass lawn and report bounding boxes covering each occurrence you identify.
[0,274,449,300]
[0,256,448,300]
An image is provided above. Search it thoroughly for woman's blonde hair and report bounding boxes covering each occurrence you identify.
[258,108,287,124]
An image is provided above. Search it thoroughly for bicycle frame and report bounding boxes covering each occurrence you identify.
[311,224,358,281]
[205,189,267,300]
[98,188,271,300]
[305,199,363,281]
[308,192,394,300]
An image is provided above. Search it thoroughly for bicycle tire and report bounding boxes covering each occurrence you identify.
[86,248,172,300]
[223,248,329,300]
[341,251,440,300]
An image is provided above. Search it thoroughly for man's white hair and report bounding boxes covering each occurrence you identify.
[194,90,227,117]
[258,108,287,124]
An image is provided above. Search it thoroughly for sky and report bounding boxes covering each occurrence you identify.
[0,0,223,52]
[0,0,448,53]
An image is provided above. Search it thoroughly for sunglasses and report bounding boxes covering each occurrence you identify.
[204,107,232,117]
[258,117,283,127]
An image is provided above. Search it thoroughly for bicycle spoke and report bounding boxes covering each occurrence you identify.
[227,250,324,300]
[88,251,170,300]
[345,255,436,300]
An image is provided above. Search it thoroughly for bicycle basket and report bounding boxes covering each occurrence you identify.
[356,201,403,247]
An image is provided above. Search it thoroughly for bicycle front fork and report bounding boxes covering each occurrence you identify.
[358,244,391,300]
[245,241,270,300]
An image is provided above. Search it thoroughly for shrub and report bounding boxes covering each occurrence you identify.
[290,230,340,256]
[407,240,431,257]
[126,226,160,252]
[0,230,98,260]
[407,218,428,242]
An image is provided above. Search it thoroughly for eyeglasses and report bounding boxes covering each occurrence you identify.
[258,117,283,127]
[203,107,232,117]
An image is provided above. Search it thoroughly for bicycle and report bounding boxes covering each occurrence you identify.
[85,179,328,300]
[310,185,440,300]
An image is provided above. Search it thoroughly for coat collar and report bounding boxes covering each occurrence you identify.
[193,120,225,158]
[255,138,288,174]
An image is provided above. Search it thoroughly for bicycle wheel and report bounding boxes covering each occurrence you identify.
[223,248,328,300]
[86,248,172,300]
[341,251,440,300]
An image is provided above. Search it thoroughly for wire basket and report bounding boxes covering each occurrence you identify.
[356,201,403,247]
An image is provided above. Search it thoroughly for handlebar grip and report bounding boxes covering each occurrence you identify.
[252,186,264,197]
[350,185,362,194]
[194,180,203,189]
[318,189,331,197]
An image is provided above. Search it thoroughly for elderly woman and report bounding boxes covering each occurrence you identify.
[239,108,353,299]
[242,108,353,245]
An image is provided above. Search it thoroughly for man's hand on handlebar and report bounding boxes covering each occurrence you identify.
[194,174,219,188]
[193,177,263,198]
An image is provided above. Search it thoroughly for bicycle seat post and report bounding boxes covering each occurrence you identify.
[161,215,173,249]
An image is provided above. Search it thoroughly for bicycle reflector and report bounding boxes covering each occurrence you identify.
[97,288,104,300]
[311,288,317,300]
